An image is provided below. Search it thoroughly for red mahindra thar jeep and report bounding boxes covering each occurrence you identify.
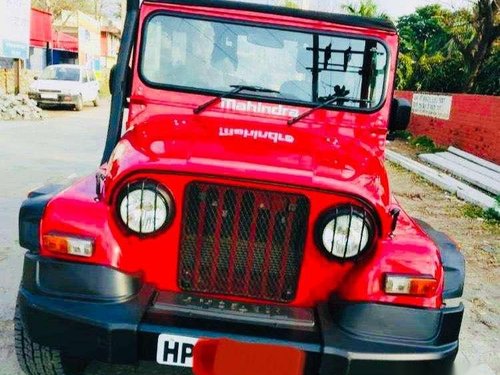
[16,1,466,375]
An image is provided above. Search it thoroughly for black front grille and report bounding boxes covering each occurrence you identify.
[178,182,309,303]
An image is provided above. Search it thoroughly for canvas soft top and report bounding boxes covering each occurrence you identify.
[144,0,398,33]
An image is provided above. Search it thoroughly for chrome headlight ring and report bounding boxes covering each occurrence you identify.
[315,205,375,260]
[117,180,174,235]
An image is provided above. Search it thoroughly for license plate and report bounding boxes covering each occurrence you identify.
[156,334,198,367]
[41,93,58,100]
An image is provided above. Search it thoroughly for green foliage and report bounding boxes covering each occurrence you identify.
[391,130,445,152]
[488,196,500,221]
[395,2,499,94]
[398,5,450,56]
[474,45,500,95]
[462,197,500,224]
[395,53,413,90]
[462,203,486,219]
[409,135,444,153]
[282,0,299,9]
[484,207,500,222]
[392,131,444,152]
[391,130,412,140]
[413,52,467,93]
[396,5,464,92]
[341,0,391,20]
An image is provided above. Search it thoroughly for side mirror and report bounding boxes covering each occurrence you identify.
[109,64,131,97]
[109,64,117,95]
[33,76,38,80]
[389,98,411,132]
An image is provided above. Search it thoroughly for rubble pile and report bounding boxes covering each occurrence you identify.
[0,94,45,121]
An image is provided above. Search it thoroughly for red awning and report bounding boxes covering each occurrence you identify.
[53,31,79,53]
[30,8,53,47]
[30,8,78,53]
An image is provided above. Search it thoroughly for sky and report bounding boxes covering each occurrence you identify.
[246,0,472,18]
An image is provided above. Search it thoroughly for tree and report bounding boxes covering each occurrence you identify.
[474,43,500,94]
[443,0,499,91]
[282,0,299,9]
[396,1,499,94]
[93,0,123,21]
[398,5,451,57]
[32,0,93,20]
[32,0,122,21]
[341,0,390,20]
[395,5,466,92]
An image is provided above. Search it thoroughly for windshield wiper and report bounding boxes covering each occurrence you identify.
[287,95,341,126]
[193,85,280,114]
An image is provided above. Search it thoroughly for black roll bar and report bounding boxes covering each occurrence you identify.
[101,0,140,165]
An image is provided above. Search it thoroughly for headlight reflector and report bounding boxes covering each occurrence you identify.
[118,181,173,234]
[316,205,374,260]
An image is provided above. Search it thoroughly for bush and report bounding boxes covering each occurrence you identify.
[483,196,500,223]
[391,130,412,140]
[484,208,500,222]
[409,135,445,153]
[462,196,500,224]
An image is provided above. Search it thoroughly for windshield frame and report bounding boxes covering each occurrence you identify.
[137,10,391,114]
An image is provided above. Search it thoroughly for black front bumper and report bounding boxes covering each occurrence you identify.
[18,253,463,375]
[28,93,79,106]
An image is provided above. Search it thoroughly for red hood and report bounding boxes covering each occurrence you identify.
[106,113,391,213]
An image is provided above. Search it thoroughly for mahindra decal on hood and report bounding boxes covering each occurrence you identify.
[220,98,301,118]
[219,127,295,144]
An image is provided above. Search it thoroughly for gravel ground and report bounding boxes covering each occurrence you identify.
[386,160,499,375]
[0,108,498,375]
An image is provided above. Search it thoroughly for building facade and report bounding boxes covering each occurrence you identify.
[55,11,102,73]
[100,23,121,70]
[29,8,79,71]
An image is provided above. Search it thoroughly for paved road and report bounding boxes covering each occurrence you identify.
[0,103,188,375]
[0,104,108,324]
[0,104,494,375]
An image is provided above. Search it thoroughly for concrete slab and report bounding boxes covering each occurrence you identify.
[386,150,498,212]
[449,147,500,174]
[437,152,500,182]
[464,364,497,375]
[419,153,500,195]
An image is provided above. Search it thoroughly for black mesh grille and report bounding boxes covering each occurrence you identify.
[178,182,309,303]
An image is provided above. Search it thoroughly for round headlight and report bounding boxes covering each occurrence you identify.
[118,181,173,234]
[316,205,374,260]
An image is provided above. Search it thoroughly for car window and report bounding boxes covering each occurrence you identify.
[40,66,81,81]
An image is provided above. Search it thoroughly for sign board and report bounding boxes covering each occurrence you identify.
[412,93,453,120]
[0,0,31,60]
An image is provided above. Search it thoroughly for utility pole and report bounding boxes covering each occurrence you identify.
[13,59,21,95]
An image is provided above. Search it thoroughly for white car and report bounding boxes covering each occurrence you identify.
[28,64,100,111]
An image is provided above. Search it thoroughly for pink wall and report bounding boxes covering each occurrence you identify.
[395,91,500,164]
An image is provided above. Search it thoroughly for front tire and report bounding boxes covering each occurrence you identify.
[74,95,83,111]
[15,305,88,375]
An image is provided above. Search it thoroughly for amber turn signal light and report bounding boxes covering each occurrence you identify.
[42,234,94,258]
[384,274,438,297]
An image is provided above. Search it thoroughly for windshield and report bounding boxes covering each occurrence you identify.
[141,15,388,110]
[40,66,80,81]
